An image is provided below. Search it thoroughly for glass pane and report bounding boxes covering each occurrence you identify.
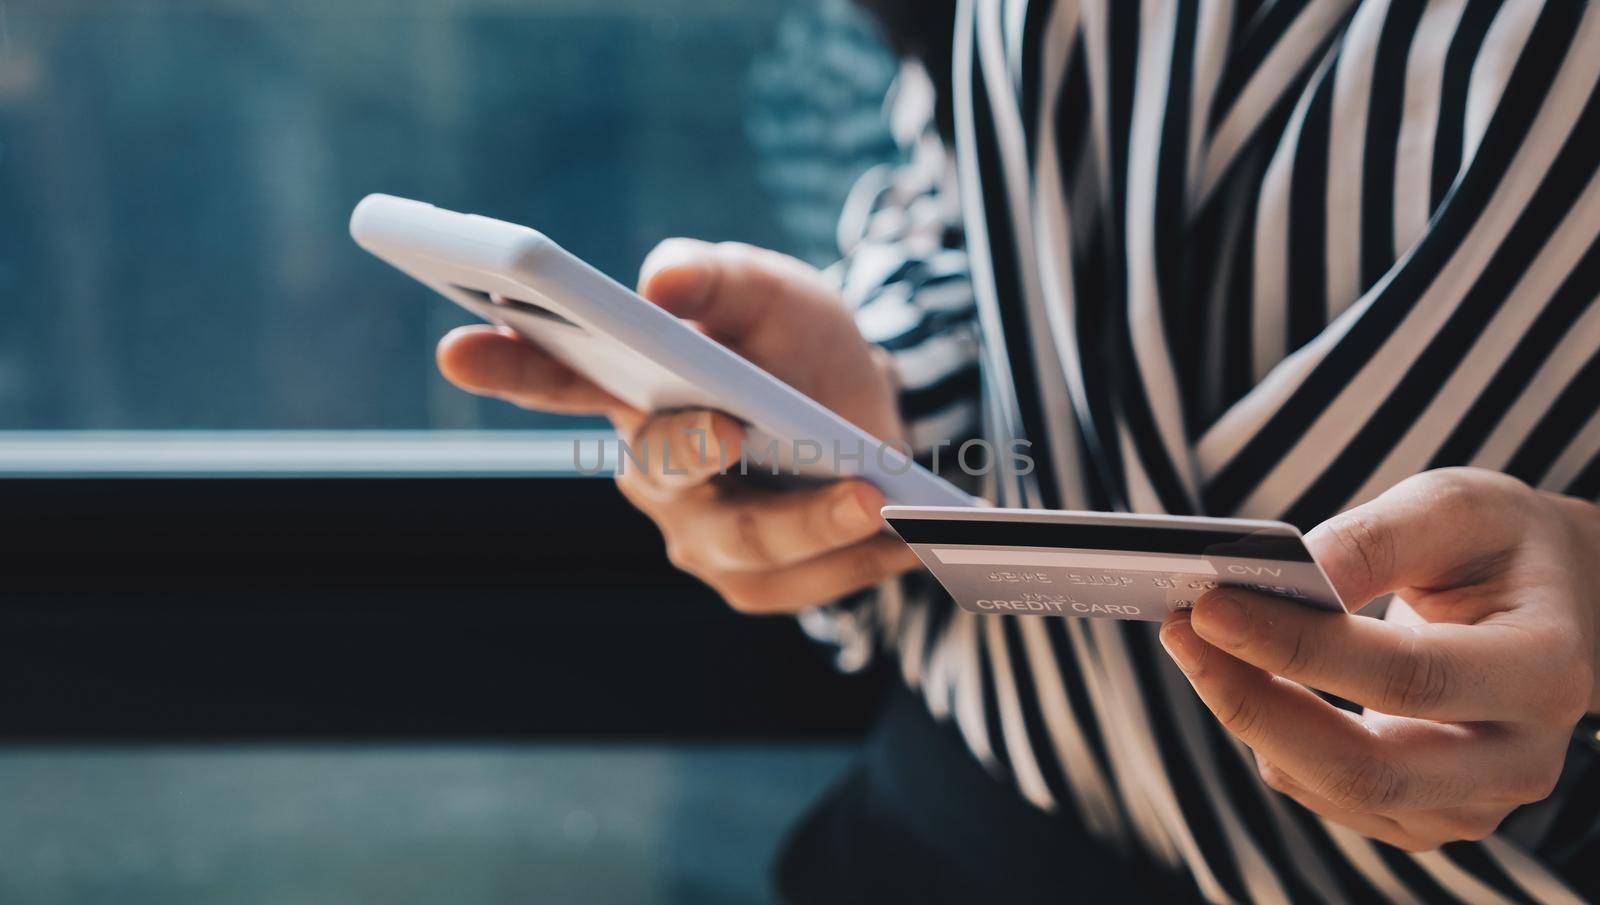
[0,0,895,432]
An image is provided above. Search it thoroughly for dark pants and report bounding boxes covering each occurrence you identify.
[775,685,1202,904]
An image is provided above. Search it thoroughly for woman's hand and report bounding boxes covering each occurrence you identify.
[1160,467,1600,851]
[437,238,921,612]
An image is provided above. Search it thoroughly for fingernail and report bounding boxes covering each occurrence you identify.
[1194,593,1249,649]
[1160,617,1206,675]
[833,484,880,533]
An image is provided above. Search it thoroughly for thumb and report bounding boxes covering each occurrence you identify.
[637,238,835,343]
[1304,468,1533,610]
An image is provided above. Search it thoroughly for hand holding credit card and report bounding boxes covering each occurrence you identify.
[883,506,1347,622]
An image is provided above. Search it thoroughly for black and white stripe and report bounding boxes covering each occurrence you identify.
[817,1,1600,900]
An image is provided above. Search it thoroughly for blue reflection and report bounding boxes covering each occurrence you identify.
[0,0,893,430]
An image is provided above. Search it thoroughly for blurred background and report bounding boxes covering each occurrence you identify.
[0,0,896,432]
[0,1,904,902]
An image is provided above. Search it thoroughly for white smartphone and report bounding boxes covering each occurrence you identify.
[349,194,976,507]
[882,505,1346,621]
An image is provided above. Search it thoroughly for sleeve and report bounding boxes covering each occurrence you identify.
[829,61,983,460]
[799,61,982,673]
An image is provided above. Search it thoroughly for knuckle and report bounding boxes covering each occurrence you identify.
[800,492,838,544]
[730,508,776,568]
[1499,627,1591,727]
[613,471,653,507]
[1378,631,1451,716]
[846,545,889,589]
[642,236,703,271]
[1408,469,1470,514]
[1391,832,1442,853]
[714,242,785,292]
[646,237,691,259]
[1324,510,1394,599]
[715,240,759,258]
[718,582,765,614]
[616,436,664,488]
[1541,682,1590,729]
[1454,813,1506,842]
[638,239,717,299]
[663,537,700,574]
[666,416,703,468]
[1276,627,1321,680]
[722,592,760,614]
[1218,693,1268,742]
[1426,467,1526,506]
[659,412,704,447]
[1543,648,1593,726]
[1418,467,1483,508]
[1569,658,1596,720]
[1514,759,1564,804]
[1317,755,1407,812]
[1409,468,1530,533]
[712,241,757,275]
[1257,760,1294,793]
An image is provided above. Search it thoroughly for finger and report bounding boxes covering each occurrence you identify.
[1160,613,1380,789]
[1360,709,1570,807]
[638,239,837,343]
[1257,753,1510,848]
[1160,613,1519,812]
[613,409,746,495]
[437,326,628,417]
[708,534,920,613]
[1189,589,1587,723]
[681,481,888,572]
[1304,468,1533,610]
[1261,752,1518,848]
[1395,805,1513,846]
[1256,759,1440,852]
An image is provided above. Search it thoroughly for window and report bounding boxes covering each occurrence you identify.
[0,0,894,442]
[0,4,899,900]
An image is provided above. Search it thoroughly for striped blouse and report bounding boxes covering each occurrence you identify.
[816,1,1600,902]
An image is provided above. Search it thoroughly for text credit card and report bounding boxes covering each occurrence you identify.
[882,506,1346,622]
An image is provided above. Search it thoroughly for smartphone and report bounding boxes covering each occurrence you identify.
[350,194,975,507]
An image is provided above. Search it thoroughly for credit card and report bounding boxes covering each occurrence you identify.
[882,506,1346,622]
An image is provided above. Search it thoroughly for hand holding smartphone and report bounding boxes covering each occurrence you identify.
[350,194,974,508]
